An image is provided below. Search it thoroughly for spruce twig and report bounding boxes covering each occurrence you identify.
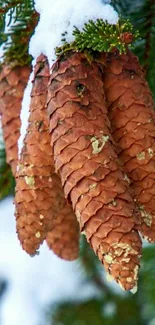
[56,18,139,57]
[0,0,38,66]
[0,1,22,14]
[0,148,15,200]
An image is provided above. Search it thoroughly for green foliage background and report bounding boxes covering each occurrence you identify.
[1,1,155,324]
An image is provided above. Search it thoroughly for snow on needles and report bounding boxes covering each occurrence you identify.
[30,0,118,65]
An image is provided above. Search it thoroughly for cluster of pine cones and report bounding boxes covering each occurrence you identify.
[0,47,155,293]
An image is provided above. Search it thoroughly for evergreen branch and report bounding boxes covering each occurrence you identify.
[50,300,105,325]
[2,10,39,66]
[0,1,22,14]
[0,0,35,31]
[79,237,113,297]
[0,126,15,199]
[142,0,155,74]
[0,0,38,66]
[0,0,34,15]
[0,148,15,200]
[56,18,139,57]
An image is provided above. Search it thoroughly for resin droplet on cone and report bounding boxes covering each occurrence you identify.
[103,50,155,243]
[47,52,142,291]
[0,64,31,175]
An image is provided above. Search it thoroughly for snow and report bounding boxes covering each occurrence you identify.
[30,0,118,65]
[0,197,99,325]
[18,69,34,157]
[0,47,4,63]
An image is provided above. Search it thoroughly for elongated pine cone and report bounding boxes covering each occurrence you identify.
[46,202,79,260]
[0,64,31,175]
[103,49,155,243]
[47,52,142,292]
[15,54,79,258]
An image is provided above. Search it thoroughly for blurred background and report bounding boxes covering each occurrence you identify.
[0,0,155,324]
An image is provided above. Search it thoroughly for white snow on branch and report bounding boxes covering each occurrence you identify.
[30,0,118,65]
[18,68,34,158]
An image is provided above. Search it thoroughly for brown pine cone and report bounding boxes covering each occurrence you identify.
[15,54,79,258]
[102,49,155,243]
[47,52,142,292]
[46,202,79,260]
[0,64,31,175]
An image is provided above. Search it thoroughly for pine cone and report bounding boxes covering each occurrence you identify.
[103,49,155,243]
[46,202,79,260]
[15,54,79,257]
[0,64,31,175]
[47,52,142,291]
